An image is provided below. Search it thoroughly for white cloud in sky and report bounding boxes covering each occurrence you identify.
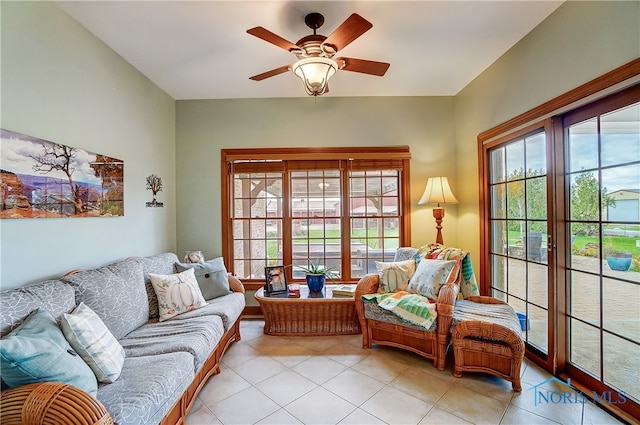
[1,132,111,185]
[602,163,639,193]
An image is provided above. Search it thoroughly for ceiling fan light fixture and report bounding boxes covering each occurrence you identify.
[292,57,337,96]
[248,13,388,96]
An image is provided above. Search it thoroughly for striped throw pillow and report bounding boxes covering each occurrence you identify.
[61,302,125,383]
[375,259,417,293]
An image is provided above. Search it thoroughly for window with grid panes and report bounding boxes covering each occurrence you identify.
[222,147,411,284]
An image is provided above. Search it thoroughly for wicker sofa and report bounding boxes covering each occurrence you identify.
[354,248,460,371]
[0,253,245,425]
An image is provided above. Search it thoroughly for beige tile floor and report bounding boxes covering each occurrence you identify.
[186,319,627,425]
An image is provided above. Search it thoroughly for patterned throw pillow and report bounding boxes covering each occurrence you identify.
[407,259,457,301]
[375,259,417,293]
[149,268,208,322]
[0,309,98,396]
[60,302,125,384]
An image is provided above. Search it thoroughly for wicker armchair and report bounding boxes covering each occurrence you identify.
[451,296,525,391]
[354,274,459,371]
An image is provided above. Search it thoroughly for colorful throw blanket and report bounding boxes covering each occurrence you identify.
[362,291,437,330]
[416,243,480,298]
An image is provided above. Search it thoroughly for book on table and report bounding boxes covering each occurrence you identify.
[332,284,357,296]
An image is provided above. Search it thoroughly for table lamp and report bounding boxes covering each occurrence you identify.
[418,177,458,245]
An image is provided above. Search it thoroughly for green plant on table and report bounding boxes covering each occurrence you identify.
[297,260,338,283]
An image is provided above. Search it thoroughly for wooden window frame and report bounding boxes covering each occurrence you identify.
[221,147,412,290]
[481,121,555,370]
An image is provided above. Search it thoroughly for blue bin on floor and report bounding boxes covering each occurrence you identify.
[516,313,530,331]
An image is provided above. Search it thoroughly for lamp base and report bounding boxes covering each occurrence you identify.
[433,207,445,245]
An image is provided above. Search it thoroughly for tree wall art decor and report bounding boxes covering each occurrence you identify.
[145,174,163,207]
[0,129,124,219]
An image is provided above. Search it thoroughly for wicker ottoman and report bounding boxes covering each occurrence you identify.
[451,296,525,391]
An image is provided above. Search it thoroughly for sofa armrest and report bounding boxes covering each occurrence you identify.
[1,382,114,425]
[436,283,459,310]
[355,273,380,298]
[354,273,379,319]
[228,275,245,294]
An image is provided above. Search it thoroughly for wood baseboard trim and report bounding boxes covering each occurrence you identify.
[242,306,263,317]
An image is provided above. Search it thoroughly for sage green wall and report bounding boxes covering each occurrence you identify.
[454,1,640,273]
[0,2,176,289]
[175,96,457,259]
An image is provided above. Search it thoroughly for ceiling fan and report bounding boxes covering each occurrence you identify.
[247,12,390,96]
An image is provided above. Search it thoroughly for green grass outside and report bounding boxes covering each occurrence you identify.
[572,235,640,256]
[572,235,640,272]
[268,228,639,270]
[266,228,400,260]
[505,231,639,271]
[506,231,639,256]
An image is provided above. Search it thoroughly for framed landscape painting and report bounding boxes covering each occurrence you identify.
[0,129,124,219]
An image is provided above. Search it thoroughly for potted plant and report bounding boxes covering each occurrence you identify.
[298,260,337,292]
[604,246,632,271]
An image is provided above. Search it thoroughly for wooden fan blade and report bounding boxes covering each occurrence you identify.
[336,57,390,76]
[249,64,291,81]
[247,27,301,52]
[323,14,372,53]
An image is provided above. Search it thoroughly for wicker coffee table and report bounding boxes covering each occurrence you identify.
[254,285,361,336]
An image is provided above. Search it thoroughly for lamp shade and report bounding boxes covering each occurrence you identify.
[418,177,458,206]
[292,57,337,96]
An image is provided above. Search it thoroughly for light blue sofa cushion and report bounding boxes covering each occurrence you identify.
[62,259,148,340]
[131,253,180,319]
[118,315,224,371]
[96,352,194,425]
[173,292,245,331]
[0,308,98,396]
[0,279,76,337]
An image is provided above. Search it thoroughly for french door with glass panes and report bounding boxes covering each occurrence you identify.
[561,91,639,412]
[481,85,640,419]
[485,122,553,367]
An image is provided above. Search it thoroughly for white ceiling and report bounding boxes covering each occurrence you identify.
[56,1,564,100]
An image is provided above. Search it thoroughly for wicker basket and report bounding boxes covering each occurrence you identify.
[1,382,114,425]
